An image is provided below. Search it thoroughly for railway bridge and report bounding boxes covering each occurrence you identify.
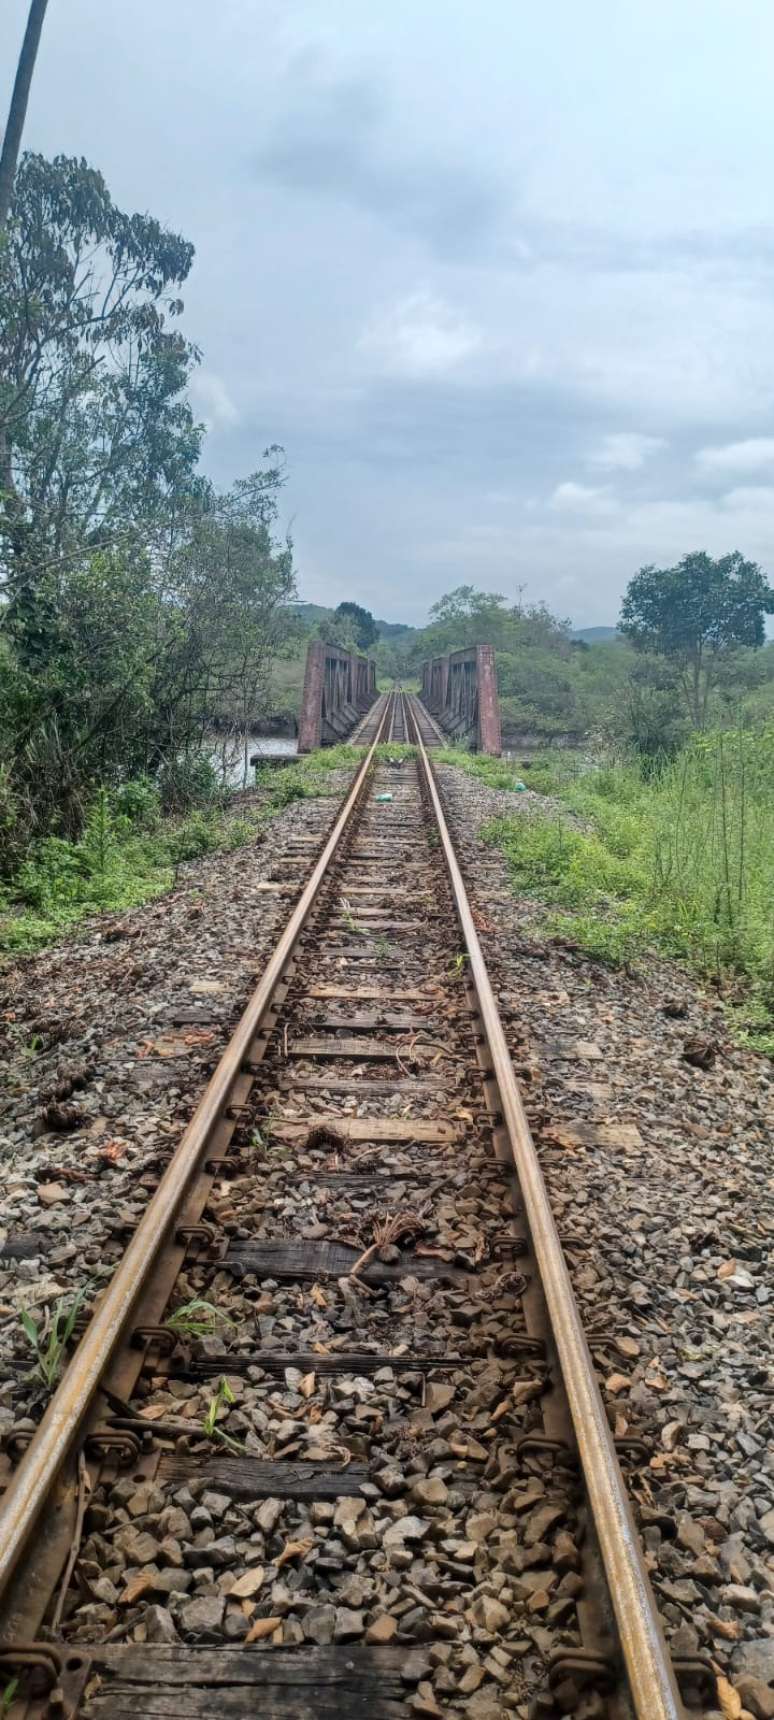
[298,638,502,753]
[418,642,501,753]
[297,641,378,753]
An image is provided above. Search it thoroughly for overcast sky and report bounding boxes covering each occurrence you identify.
[6,0,774,624]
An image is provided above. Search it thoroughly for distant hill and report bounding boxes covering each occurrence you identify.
[571,626,619,644]
[374,618,417,639]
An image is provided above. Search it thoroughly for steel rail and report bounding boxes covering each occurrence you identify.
[407,697,684,1720]
[0,704,392,1603]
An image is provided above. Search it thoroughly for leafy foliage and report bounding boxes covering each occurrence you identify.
[0,152,300,872]
[334,600,378,650]
[620,551,774,727]
[20,1285,89,1388]
[464,726,774,1049]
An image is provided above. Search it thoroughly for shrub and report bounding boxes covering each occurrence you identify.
[159,754,224,813]
[115,776,161,828]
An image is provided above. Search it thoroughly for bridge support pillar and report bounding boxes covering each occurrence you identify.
[298,640,326,753]
[476,645,502,755]
[417,643,501,754]
[298,640,378,753]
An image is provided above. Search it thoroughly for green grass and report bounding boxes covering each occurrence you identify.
[443,728,774,1053]
[0,744,368,957]
[0,739,413,958]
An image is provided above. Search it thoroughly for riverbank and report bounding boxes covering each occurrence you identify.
[437,729,774,1056]
[0,748,361,958]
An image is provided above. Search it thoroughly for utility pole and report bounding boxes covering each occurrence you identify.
[0,0,50,231]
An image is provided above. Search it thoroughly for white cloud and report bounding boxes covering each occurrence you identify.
[721,484,774,511]
[550,481,619,517]
[190,370,240,430]
[588,431,666,470]
[358,290,482,378]
[695,437,774,476]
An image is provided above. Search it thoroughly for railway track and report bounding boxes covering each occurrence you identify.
[0,696,710,1719]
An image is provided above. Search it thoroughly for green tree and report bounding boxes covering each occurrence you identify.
[0,0,50,232]
[334,600,378,650]
[620,551,774,728]
[0,152,200,663]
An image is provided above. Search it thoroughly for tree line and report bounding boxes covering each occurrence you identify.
[365,556,774,757]
[0,152,298,871]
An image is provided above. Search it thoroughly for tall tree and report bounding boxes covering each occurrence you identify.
[334,600,378,650]
[0,0,50,231]
[0,153,200,662]
[619,550,774,728]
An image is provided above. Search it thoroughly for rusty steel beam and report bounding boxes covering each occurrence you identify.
[406,695,684,1720]
[0,707,391,1607]
[417,644,501,754]
[297,640,377,753]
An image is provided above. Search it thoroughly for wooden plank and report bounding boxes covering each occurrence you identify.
[332,886,430,898]
[183,1350,467,1377]
[276,1074,446,1094]
[157,1453,369,1500]
[308,986,437,1001]
[301,1013,437,1032]
[290,1037,400,1059]
[225,1239,464,1283]
[84,1644,423,1719]
[0,1235,44,1261]
[553,1121,643,1150]
[330,905,433,918]
[308,948,422,962]
[271,1115,463,1143]
[326,920,437,934]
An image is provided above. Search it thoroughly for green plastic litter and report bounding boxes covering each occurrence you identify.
[513,781,527,792]
[375,792,393,802]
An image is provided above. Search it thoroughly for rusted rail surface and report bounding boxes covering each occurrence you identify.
[408,697,684,1720]
[0,695,701,1719]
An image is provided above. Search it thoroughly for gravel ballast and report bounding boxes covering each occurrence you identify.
[436,761,774,1709]
[0,777,355,1432]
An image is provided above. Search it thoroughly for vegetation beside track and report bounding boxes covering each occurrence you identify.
[0,746,391,957]
[439,728,774,1054]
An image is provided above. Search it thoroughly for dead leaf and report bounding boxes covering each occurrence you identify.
[707,1614,742,1641]
[229,1566,265,1599]
[716,1675,742,1719]
[276,1537,314,1570]
[98,1139,127,1163]
[120,1570,155,1605]
[310,1284,327,1308]
[244,1616,282,1643]
[299,1372,316,1398]
[511,1379,545,1406]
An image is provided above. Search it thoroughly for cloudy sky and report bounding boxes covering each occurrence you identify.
[6,0,774,624]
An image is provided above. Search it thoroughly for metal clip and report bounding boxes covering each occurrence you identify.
[0,1642,91,1719]
[85,1426,141,1466]
[176,1221,218,1255]
[672,1654,716,1704]
[131,1324,177,1354]
[548,1648,616,1693]
[517,1432,575,1463]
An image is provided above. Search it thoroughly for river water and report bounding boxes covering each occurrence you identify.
[206,730,298,789]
